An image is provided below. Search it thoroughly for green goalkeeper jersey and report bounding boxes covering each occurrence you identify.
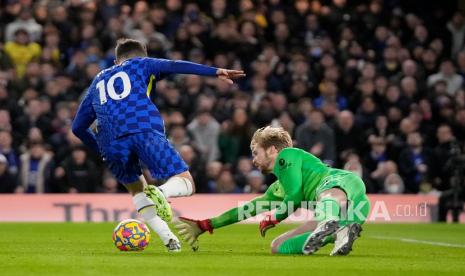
[209,148,364,230]
[273,147,334,221]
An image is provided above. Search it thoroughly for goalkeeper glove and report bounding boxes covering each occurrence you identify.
[173,217,213,251]
[259,215,278,237]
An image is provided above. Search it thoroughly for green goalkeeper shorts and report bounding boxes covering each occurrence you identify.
[315,170,370,225]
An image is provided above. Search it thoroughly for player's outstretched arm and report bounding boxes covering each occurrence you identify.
[150,58,245,84]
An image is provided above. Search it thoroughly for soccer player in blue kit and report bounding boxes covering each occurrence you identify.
[72,38,245,252]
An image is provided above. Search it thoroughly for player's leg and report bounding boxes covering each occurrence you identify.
[135,132,195,199]
[139,174,173,222]
[103,138,180,251]
[124,179,181,252]
[158,170,196,197]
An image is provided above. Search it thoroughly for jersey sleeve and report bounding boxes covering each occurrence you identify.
[273,149,304,222]
[71,89,99,153]
[209,181,284,229]
[146,58,217,78]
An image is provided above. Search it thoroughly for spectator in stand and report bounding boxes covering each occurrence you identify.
[295,109,336,165]
[179,144,207,193]
[99,173,122,194]
[0,1,462,197]
[243,170,267,193]
[432,124,462,192]
[53,146,98,193]
[334,110,364,166]
[0,154,17,193]
[14,98,52,141]
[205,161,223,193]
[218,108,255,165]
[4,28,41,78]
[446,11,465,58]
[215,167,241,193]
[0,129,19,177]
[168,123,191,151]
[5,7,42,42]
[17,140,52,193]
[187,109,220,163]
[398,132,434,193]
[233,157,253,189]
[427,60,463,96]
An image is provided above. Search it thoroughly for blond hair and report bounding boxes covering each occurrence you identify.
[251,126,293,151]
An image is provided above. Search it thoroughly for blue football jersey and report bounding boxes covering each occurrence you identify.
[76,57,217,146]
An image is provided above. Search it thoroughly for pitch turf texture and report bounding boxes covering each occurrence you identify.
[1,223,465,276]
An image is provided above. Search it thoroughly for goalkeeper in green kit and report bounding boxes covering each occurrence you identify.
[174,126,370,255]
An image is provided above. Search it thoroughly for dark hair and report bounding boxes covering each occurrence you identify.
[71,145,87,153]
[14,28,29,36]
[27,139,44,149]
[115,38,147,61]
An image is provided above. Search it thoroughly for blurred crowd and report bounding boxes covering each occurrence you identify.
[0,0,464,195]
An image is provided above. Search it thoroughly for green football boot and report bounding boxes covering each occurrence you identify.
[144,185,173,222]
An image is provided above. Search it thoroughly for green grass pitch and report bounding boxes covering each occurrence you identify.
[1,223,465,276]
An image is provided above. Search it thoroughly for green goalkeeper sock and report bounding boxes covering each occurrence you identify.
[314,198,341,222]
[277,231,335,254]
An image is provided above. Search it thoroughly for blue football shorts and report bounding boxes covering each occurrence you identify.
[100,131,188,184]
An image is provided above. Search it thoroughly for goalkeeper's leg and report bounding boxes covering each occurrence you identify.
[271,221,333,254]
[330,195,369,255]
[276,232,336,254]
[302,187,347,255]
[326,173,369,256]
[272,216,365,255]
[271,221,315,253]
[125,179,181,252]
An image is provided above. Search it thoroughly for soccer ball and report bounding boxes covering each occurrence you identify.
[113,219,150,251]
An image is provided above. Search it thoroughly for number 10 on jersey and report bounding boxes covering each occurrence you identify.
[97,71,132,104]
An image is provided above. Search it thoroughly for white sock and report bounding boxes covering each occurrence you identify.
[132,192,178,245]
[158,176,194,198]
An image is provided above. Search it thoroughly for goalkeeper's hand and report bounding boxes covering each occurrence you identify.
[259,215,279,237]
[173,217,213,251]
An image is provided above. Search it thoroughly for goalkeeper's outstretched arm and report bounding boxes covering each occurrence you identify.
[210,182,283,229]
[174,181,284,248]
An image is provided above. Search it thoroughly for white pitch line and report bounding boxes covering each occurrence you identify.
[371,236,465,248]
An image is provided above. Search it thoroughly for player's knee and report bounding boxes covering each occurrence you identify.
[187,175,196,194]
[177,171,196,195]
[191,181,196,194]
